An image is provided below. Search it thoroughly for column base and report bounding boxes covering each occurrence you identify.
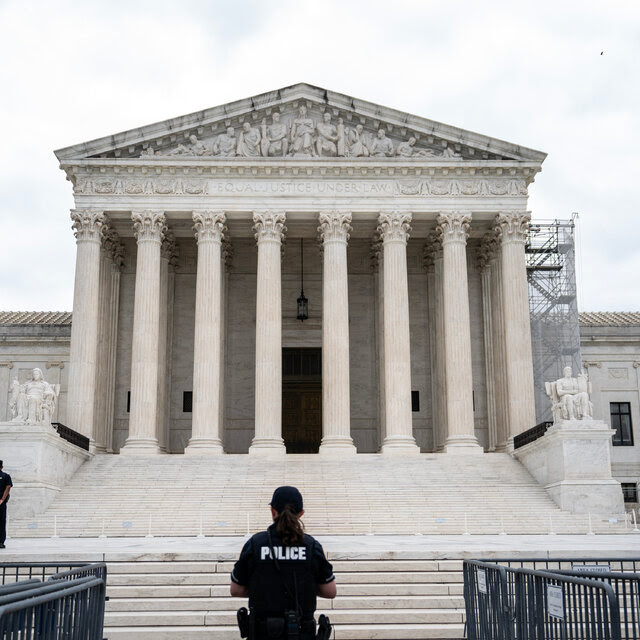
[249,438,286,458]
[319,437,357,457]
[443,435,483,454]
[184,438,224,456]
[381,435,420,455]
[120,437,162,455]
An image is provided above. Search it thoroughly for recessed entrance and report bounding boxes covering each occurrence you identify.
[282,348,322,453]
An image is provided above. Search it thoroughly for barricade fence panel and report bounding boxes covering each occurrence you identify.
[465,560,639,640]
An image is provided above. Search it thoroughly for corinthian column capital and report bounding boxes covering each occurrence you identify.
[436,212,471,245]
[377,211,412,243]
[422,231,442,271]
[477,232,498,271]
[253,211,286,243]
[103,227,125,268]
[318,211,352,244]
[161,228,179,265]
[493,211,531,244]
[132,210,166,243]
[71,210,105,242]
[193,210,226,244]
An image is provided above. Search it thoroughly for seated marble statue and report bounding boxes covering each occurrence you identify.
[545,366,593,423]
[213,127,237,156]
[289,105,316,156]
[346,124,369,157]
[166,134,207,156]
[260,113,288,157]
[236,122,261,157]
[315,112,339,157]
[368,129,394,157]
[9,368,60,426]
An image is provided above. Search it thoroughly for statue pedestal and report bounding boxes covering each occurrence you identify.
[515,419,624,515]
[0,423,92,519]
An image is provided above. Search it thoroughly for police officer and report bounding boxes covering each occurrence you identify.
[230,486,336,639]
[0,461,12,549]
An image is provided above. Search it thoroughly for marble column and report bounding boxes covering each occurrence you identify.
[186,211,226,455]
[250,211,286,456]
[433,242,447,451]
[494,211,536,445]
[67,210,105,441]
[437,212,482,453]
[157,230,177,454]
[377,212,420,454]
[489,243,509,450]
[371,240,386,447]
[103,233,124,453]
[121,210,165,455]
[478,236,498,451]
[318,212,357,455]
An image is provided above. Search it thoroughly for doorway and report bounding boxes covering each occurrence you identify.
[282,348,322,453]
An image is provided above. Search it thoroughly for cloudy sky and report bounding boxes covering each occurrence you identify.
[1,0,638,312]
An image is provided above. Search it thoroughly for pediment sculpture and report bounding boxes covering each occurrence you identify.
[9,368,60,427]
[545,367,593,424]
[138,108,463,160]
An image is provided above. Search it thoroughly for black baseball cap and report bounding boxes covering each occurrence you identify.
[270,486,303,513]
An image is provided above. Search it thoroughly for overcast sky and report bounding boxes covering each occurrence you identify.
[1,0,638,312]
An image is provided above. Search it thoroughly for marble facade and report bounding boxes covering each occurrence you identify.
[23,85,547,456]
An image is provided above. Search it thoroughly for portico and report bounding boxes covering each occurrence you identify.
[56,83,544,455]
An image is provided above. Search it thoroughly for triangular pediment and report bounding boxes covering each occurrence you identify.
[55,83,546,164]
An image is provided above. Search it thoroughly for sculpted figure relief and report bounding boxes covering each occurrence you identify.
[236,122,261,157]
[213,127,237,157]
[315,112,340,157]
[368,129,394,157]
[441,146,462,159]
[9,368,60,427]
[396,137,434,158]
[346,124,369,157]
[166,134,207,156]
[290,105,316,156]
[546,367,593,424]
[260,113,288,157]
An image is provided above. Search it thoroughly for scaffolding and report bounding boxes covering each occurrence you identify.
[527,218,581,423]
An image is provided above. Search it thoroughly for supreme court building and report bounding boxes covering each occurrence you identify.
[52,83,544,457]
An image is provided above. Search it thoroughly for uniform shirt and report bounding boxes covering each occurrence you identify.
[0,471,12,503]
[231,524,335,588]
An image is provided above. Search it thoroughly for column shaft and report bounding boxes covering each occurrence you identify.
[250,211,286,456]
[433,248,447,451]
[378,212,419,454]
[437,212,482,453]
[67,210,105,440]
[319,212,356,455]
[186,212,226,454]
[496,212,536,444]
[490,251,509,449]
[121,210,165,454]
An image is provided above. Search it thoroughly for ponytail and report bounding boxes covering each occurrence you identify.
[274,503,305,546]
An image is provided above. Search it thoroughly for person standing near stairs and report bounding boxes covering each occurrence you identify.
[230,485,336,639]
[0,461,12,549]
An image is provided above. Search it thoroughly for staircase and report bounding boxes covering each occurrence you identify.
[10,453,627,537]
[103,556,466,639]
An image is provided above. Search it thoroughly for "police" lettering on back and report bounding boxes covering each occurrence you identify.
[260,546,307,561]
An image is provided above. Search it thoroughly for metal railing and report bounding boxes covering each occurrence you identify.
[466,559,640,640]
[0,576,106,640]
[0,563,91,585]
[52,422,90,451]
[514,421,552,449]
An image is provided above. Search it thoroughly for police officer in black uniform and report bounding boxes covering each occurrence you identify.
[0,461,13,549]
[230,486,336,639]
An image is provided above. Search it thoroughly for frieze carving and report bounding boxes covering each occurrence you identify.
[493,211,531,244]
[436,212,471,244]
[318,212,352,244]
[132,210,166,243]
[73,176,528,198]
[253,211,286,243]
[377,212,412,243]
[193,211,226,244]
[71,209,105,242]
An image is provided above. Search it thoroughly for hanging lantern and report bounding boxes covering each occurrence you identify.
[297,238,308,321]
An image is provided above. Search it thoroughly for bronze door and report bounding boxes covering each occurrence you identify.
[282,348,322,453]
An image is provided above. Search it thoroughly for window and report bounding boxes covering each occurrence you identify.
[622,483,638,503]
[183,392,193,413]
[611,402,633,446]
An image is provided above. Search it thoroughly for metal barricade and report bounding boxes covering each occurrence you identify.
[464,560,514,640]
[0,580,42,597]
[0,562,90,585]
[48,562,108,585]
[515,568,621,640]
[0,576,106,640]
